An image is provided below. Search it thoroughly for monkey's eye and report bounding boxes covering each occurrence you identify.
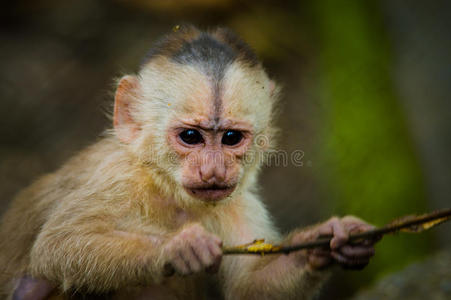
[179,129,204,145]
[222,130,243,146]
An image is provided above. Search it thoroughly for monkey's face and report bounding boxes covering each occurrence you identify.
[167,117,253,202]
[115,58,278,204]
[159,62,274,203]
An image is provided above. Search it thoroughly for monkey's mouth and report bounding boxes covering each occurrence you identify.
[185,184,236,202]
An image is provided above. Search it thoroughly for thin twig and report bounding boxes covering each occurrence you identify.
[222,208,451,255]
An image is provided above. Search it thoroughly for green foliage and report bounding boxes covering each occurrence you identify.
[309,0,432,283]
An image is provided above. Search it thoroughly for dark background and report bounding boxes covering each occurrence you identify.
[1,0,450,299]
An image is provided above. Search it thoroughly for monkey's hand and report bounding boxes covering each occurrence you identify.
[162,223,223,277]
[290,216,379,271]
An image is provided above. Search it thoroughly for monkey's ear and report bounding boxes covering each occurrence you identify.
[114,75,141,144]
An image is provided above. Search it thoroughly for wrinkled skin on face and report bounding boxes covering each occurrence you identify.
[167,118,253,202]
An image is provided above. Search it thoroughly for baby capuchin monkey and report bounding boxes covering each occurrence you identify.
[0,25,379,300]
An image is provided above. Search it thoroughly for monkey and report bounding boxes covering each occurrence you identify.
[0,25,379,300]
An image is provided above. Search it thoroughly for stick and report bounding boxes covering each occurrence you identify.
[222,208,451,255]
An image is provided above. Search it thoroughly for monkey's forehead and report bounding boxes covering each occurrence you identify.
[138,58,273,131]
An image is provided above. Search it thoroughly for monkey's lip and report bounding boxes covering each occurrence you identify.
[185,184,236,201]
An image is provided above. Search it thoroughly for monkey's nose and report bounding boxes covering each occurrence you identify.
[199,164,226,184]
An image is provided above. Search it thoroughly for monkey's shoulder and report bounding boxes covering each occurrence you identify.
[3,138,135,216]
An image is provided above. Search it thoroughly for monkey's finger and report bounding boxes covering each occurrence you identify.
[183,246,202,273]
[291,230,316,245]
[328,218,348,250]
[348,225,374,236]
[173,254,191,275]
[207,239,222,258]
[307,247,333,269]
[331,251,370,269]
[193,239,214,267]
[308,254,333,270]
[342,217,374,233]
[206,240,222,269]
[318,224,332,237]
[339,245,375,258]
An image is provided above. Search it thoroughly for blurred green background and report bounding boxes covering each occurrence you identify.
[1,0,450,299]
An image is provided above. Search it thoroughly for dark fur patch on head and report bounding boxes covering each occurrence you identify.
[141,25,260,76]
[141,24,202,66]
[172,32,237,80]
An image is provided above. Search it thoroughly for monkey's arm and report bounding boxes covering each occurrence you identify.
[29,205,167,293]
[218,196,326,300]
[222,199,376,300]
[222,233,328,300]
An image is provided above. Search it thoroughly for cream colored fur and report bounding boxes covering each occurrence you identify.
[0,56,326,300]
